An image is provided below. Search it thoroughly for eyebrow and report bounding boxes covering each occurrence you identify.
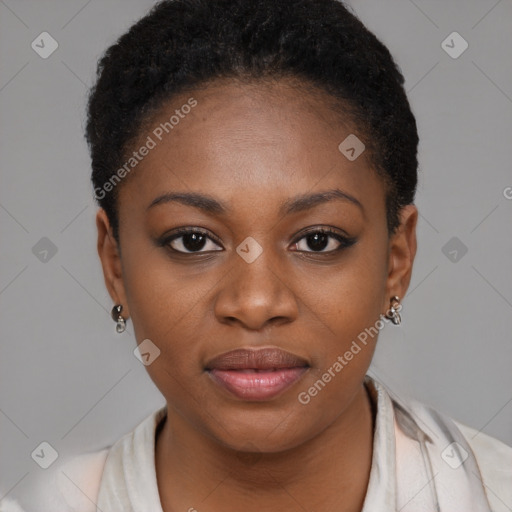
[279,188,363,216]
[146,188,364,216]
[147,192,226,215]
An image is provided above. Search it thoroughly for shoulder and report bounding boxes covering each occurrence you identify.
[454,420,512,510]
[55,448,110,511]
[411,396,512,511]
[455,420,512,470]
[396,391,512,474]
[48,448,111,512]
[0,448,110,512]
[381,379,512,512]
[1,407,167,511]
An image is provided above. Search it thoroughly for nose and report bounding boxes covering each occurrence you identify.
[213,247,299,331]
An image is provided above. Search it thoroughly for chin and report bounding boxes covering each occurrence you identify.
[202,403,318,454]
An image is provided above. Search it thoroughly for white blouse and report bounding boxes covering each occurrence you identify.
[3,376,511,511]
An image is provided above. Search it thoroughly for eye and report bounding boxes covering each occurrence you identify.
[291,228,356,253]
[161,228,223,254]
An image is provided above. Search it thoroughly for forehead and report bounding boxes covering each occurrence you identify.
[117,78,385,218]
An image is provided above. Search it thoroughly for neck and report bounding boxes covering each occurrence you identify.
[156,384,375,512]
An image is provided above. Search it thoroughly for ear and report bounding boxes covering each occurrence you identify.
[96,209,130,318]
[383,204,418,309]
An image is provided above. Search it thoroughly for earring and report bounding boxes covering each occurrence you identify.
[111,304,126,333]
[386,296,402,325]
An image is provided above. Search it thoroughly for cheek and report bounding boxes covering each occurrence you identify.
[121,255,209,414]
[296,280,385,425]
[119,243,209,373]
[307,244,388,345]
[295,241,388,406]
[121,234,200,330]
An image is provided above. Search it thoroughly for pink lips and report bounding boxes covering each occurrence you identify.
[205,348,309,401]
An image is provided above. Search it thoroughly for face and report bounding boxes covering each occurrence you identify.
[96,78,417,453]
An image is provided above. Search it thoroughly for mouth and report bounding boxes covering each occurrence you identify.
[205,347,310,401]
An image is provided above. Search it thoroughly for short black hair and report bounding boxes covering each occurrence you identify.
[86,0,418,241]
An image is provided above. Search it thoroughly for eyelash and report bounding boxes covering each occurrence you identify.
[292,227,357,254]
[158,227,357,255]
[159,227,221,254]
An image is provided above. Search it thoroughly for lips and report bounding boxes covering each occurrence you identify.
[206,347,309,371]
[205,348,309,401]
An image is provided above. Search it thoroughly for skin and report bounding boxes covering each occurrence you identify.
[96,78,417,512]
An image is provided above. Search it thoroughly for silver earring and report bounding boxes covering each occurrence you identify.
[111,304,126,333]
[386,296,402,325]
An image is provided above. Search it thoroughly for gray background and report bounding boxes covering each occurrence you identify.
[1,0,511,508]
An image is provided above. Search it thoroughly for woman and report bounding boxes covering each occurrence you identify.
[4,0,510,511]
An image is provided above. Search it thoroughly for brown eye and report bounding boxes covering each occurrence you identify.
[292,228,356,253]
[298,232,332,252]
[163,229,223,254]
